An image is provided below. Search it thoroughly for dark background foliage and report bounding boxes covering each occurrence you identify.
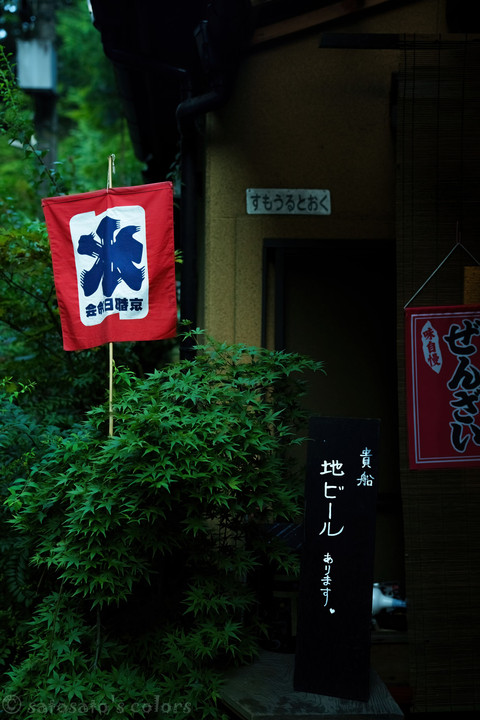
[0,4,324,717]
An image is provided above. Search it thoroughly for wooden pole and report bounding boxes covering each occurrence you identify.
[107,154,115,436]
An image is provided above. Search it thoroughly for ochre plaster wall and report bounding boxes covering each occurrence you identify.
[201,1,459,705]
[202,0,446,344]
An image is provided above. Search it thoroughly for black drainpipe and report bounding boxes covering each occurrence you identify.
[105,47,232,359]
[176,77,233,359]
[176,0,252,358]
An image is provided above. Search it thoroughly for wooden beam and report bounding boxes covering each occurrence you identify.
[319,31,402,48]
[251,0,396,46]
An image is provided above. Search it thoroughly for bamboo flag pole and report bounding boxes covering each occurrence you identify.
[107,154,115,436]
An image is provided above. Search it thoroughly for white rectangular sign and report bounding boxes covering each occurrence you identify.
[246,188,331,215]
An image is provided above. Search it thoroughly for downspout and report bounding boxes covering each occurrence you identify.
[176,76,233,359]
[104,46,232,359]
[176,0,253,357]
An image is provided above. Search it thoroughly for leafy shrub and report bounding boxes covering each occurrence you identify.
[0,380,60,671]
[4,334,324,719]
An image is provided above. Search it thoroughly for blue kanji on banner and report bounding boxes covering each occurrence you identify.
[78,216,145,297]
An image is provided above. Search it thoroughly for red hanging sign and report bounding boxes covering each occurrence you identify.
[405,305,480,469]
[42,182,177,351]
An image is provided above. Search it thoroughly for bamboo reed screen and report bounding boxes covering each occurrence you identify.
[396,35,480,713]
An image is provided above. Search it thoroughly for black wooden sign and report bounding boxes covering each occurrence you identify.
[294,416,380,702]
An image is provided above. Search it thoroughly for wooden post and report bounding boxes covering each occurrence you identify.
[107,154,115,436]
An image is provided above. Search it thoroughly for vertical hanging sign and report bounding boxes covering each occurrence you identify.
[405,305,480,469]
[294,416,380,702]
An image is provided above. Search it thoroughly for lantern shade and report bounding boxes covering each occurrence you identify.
[16,39,57,92]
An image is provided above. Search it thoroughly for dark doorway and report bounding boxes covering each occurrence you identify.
[262,238,403,581]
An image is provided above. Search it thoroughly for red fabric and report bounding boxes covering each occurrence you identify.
[405,305,480,469]
[42,182,177,351]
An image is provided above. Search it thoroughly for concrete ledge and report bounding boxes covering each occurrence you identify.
[221,650,404,720]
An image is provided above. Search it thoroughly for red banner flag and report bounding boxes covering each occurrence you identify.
[405,305,480,469]
[42,182,177,351]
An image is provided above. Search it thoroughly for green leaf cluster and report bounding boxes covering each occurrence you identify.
[3,333,324,718]
[0,380,61,672]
